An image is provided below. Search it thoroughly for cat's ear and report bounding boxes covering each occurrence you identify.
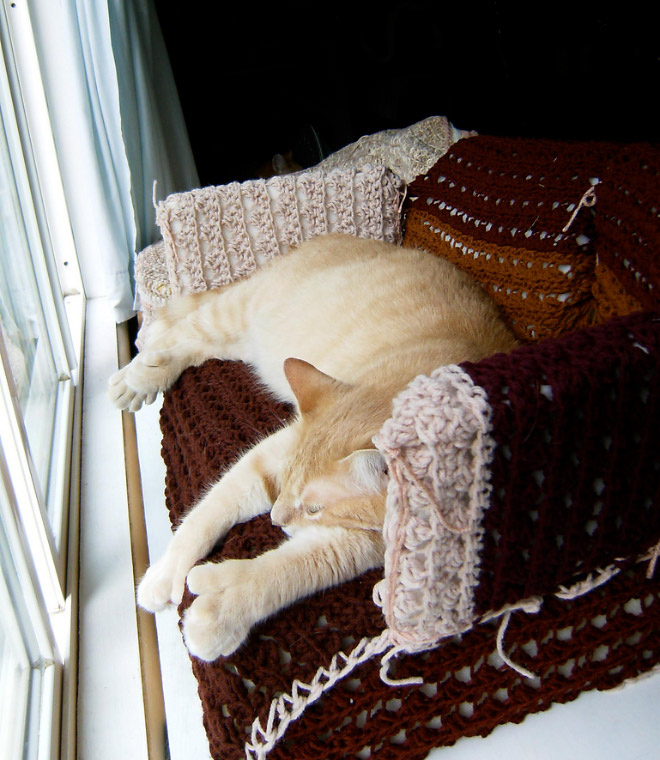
[341,449,388,493]
[283,357,343,414]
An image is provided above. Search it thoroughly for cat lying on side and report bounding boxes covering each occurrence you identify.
[109,233,518,661]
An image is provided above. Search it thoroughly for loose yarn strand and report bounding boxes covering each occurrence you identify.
[496,610,537,680]
[378,644,425,687]
[480,597,543,680]
[562,183,598,232]
[397,183,409,215]
[487,563,630,681]
[555,565,620,600]
[386,448,472,535]
[641,539,660,579]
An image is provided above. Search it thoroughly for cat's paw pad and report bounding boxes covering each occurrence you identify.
[137,554,188,612]
[108,366,158,412]
[108,351,173,411]
[183,561,256,660]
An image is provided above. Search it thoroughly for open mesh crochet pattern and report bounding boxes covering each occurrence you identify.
[153,136,660,758]
[402,135,660,342]
[464,311,660,615]
[159,357,660,760]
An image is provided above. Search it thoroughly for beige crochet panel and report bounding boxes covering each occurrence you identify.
[374,365,495,649]
[135,165,406,344]
[133,116,474,345]
[315,115,476,184]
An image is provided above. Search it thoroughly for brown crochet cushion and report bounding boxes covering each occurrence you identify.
[402,135,617,342]
[371,311,660,650]
[592,260,643,322]
[152,136,660,757]
[159,358,660,760]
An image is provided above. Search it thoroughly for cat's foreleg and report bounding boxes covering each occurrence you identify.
[182,525,384,660]
[137,424,296,612]
[109,289,246,411]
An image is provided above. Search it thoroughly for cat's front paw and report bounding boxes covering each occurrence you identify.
[182,560,258,660]
[137,552,190,612]
[108,350,175,411]
[108,365,158,412]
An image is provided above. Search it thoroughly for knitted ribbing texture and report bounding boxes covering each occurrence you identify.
[134,165,405,345]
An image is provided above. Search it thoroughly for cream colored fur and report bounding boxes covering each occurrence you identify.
[109,234,518,660]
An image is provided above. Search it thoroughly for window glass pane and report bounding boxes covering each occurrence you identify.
[0,5,80,759]
[0,477,46,760]
[0,109,69,552]
[0,111,59,509]
[0,619,30,760]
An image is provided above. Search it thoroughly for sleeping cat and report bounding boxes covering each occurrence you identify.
[109,233,518,661]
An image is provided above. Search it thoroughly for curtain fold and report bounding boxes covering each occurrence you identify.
[29,0,198,322]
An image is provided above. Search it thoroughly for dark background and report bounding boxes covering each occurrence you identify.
[155,2,659,187]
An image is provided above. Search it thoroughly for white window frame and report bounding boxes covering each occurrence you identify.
[0,1,84,758]
[3,3,161,758]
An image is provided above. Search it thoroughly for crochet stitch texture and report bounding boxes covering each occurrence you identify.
[159,357,660,760]
[373,366,496,648]
[402,136,614,342]
[134,165,405,344]
[148,134,660,759]
[315,115,475,184]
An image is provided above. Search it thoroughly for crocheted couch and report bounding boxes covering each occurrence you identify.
[135,125,660,759]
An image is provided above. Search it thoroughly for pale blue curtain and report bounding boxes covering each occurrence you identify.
[29,0,198,322]
[108,0,198,253]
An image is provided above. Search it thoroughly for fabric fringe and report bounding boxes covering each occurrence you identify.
[244,557,630,759]
[245,631,394,759]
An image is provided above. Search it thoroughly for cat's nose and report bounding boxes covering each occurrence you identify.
[270,501,292,527]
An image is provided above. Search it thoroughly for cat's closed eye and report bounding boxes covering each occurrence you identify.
[306,504,322,514]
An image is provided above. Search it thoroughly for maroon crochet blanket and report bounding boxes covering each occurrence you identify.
[465,309,660,615]
[159,353,660,760]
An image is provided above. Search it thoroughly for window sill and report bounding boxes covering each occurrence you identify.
[77,297,150,759]
[77,296,209,760]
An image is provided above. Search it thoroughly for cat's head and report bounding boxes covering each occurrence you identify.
[270,358,390,534]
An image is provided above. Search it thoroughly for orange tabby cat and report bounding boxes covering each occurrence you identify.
[109,234,518,660]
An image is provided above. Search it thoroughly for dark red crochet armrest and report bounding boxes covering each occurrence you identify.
[463,310,660,615]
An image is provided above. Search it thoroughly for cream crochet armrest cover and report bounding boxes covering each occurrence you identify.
[134,165,405,344]
[373,365,495,650]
